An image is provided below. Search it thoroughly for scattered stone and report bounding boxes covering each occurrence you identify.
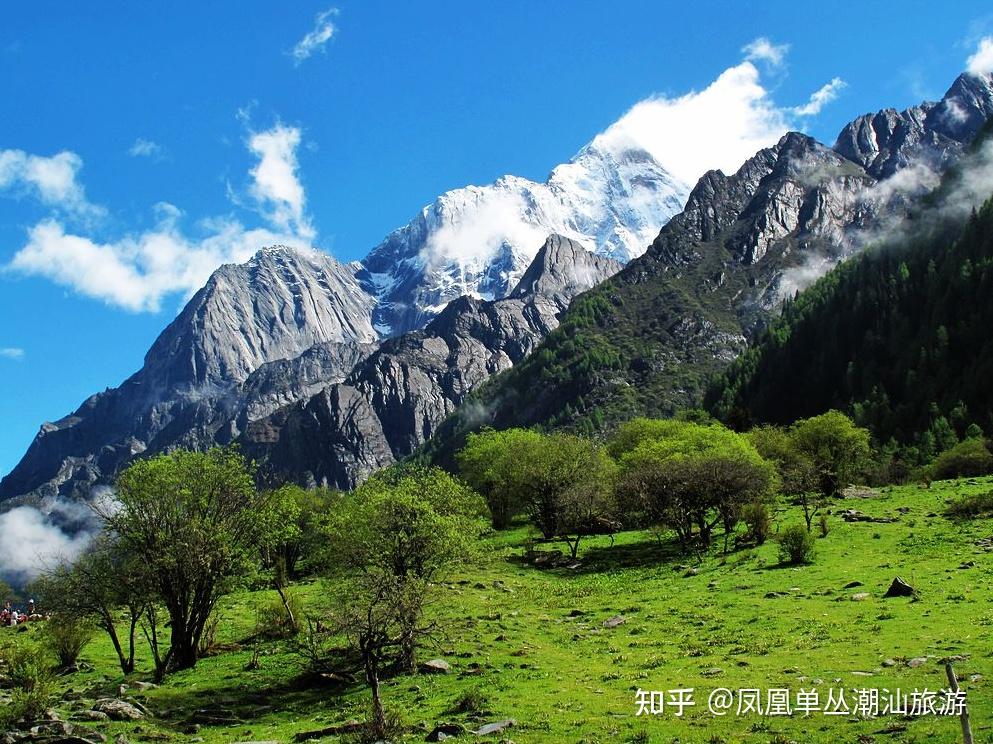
[567,609,586,617]
[602,615,626,629]
[474,719,515,736]
[959,561,975,569]
[92,699,145,721]
[420,659,452,674]
[683,568,699,577]
[841,509,896,523]
[842,486,879,499]
[29,721,75,738]
[71,711,110,723]
[883,577,915,598]
[882,659,897,667]
[969,674,983,682]
[843,581,864,589]
[850,593,871,601]
[852,671,874,677]
[764,591,787,598]
[907,657,928,668]
[130,681,156,692]
[701,667,724,677]
[426,722,466,741]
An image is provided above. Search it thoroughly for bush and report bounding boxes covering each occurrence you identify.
[741,502,771,545]
[255,592,304,639]
[777,525,816,565]
[945,490,993,520]
[448,686,489,714]
[926,438,993,481]
[42,614,94,668]
[0,642,55,725]
[818,513,830,537]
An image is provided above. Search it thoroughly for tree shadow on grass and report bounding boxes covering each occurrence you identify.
[505,533,693,575]
[144,649,367,734]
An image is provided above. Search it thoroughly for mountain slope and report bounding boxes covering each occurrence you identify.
[239,236,621,488]
[707,169,993,456]
[0,246,378,503]
[422,73,993,463]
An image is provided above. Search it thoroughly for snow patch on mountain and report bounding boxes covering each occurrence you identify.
[358,140,691,336]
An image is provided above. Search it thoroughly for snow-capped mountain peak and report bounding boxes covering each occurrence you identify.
[357,138,691,336]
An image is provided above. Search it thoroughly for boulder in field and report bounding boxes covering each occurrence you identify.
[883,577,915,598]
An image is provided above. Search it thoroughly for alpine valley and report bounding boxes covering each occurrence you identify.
[3,71,993,505]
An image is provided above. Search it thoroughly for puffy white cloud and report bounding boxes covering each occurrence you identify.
[793,77,847,116]
[290,7,338,66]
[0,347,24,360]
[248,124,315,239]
[6,123,316,312]
[966,36,993,75]
[742,37,790,67]
[128,138,165,159]
[594,61,790,186]
[593,40,846,187]
[0,149,101,216]
[8,213,299,312]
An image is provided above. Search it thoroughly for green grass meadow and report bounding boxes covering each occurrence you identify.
[4,477,992,743]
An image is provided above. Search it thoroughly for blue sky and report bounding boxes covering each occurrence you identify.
[1,0,992,477]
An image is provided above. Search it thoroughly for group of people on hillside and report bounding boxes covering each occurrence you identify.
[1,598,43,626]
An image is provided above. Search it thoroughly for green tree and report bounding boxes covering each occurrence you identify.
[458,428,544,528]
[614,420,776,553]
[749,425,821,530]
[323,465,487,672]
[99,447,268,676]
[789,411,871,499]
[458,429,617,556]
[33,535,150,675]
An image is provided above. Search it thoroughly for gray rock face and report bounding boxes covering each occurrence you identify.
[241,236,620,488]
[834,72,993,179]
[0,247,378,503]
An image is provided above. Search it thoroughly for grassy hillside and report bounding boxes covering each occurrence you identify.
[3,477,991,743]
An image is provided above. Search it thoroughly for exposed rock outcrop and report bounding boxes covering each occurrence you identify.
[241,236,621,488]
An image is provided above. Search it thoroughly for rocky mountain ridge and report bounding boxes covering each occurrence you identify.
[419,73,993,460]
[239,236,621,488]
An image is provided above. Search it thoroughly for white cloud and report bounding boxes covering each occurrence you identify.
[8,214,300,312]
[6,123,317,312]
[792,77,847,116]
[0,502,93,586]
[128,138,165,159]
[248,124,315,239]
[0,149,102,217]
[742,37,789,67]
[290,7,338,66]
[0,347,24,360]
[966,36,993,75]
[594,61,791,185]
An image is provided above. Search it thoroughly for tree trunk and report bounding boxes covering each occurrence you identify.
[365,655,387,739]
[103,617,129,676]
[169,620,198,671]
[275,581,297,633]
[126,611,139,675]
